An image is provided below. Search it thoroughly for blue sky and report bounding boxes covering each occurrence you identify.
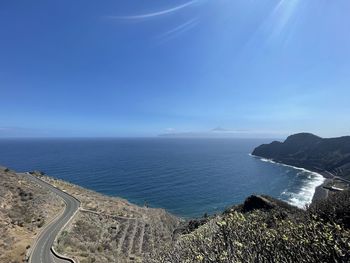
[1,0,349,138]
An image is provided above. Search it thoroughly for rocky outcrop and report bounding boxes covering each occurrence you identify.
[252,133,350,179]
[241,195,276,212]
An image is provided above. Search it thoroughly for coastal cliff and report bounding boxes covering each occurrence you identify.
[252,133,350,179]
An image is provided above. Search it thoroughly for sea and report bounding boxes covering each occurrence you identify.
[0,138,324,218]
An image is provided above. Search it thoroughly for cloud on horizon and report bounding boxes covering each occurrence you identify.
[159,127,289,139]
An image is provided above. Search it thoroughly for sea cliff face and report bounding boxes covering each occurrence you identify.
[252,133,350,179]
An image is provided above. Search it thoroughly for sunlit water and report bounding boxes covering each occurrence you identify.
[0,138,324,218]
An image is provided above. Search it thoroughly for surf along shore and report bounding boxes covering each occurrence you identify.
[250,154,350,206]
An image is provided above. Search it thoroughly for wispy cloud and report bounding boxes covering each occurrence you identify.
[156,18,199,43]
[0,127,38,137]
[106,0,198,20]
[165,128,176,133]
[160,18,198,37]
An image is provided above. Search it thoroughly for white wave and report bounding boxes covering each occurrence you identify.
[288,173,324,209]
[260,158,276,164]
[251,154,325,209]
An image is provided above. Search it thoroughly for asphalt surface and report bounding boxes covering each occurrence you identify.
[335,176,350,184]
[22,173,80,263]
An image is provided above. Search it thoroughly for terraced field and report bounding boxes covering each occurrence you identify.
[35,174,181,263]
[55,208,179,262]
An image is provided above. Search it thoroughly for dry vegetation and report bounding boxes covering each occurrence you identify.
[37,175,182,263]
[149,193,350,263]
[0,168,63,263]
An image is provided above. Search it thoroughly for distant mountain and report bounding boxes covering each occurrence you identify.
[252,133,350,179]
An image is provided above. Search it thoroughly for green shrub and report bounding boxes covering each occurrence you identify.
[148,191,350,263]
[309,190,350,229]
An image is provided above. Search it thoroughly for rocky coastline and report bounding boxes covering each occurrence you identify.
[252,133,350,205]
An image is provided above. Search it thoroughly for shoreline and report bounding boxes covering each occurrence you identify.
[250,154,330,207]
[312,178,330,203]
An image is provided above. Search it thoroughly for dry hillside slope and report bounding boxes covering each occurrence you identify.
[0,168,64,263]
[35,174,182,263]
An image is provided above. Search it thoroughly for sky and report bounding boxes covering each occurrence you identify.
[0,0,349,138]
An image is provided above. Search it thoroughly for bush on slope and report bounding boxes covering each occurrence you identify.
[147,192,350,263]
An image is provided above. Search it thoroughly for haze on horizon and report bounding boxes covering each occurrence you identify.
[1,0,349,138]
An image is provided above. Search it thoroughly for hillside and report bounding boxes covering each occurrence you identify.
[252,133,350,179]
[35,173,182,263]
[0,168,181,263]
[0,167,64,263]
[149,191,350,262]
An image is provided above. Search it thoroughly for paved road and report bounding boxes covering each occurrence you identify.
[335,176,350,184]
[22,173,80,263]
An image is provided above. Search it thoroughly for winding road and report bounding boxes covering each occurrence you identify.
[22,173,80,263]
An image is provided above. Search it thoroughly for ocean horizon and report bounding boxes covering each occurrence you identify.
[0,138,324,218]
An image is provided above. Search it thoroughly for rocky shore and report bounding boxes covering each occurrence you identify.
[312,178,331,203]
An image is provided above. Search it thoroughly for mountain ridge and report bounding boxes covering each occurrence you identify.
[252,133,350,179]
